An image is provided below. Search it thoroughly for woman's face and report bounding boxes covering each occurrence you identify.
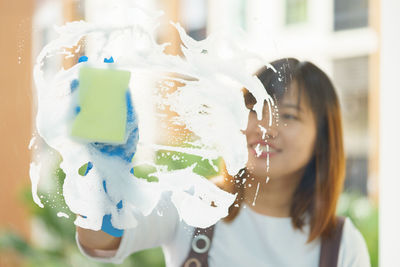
[244,81,317,181]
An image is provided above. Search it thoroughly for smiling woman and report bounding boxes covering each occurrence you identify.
[223,58,346,234]
[214,58,370,266]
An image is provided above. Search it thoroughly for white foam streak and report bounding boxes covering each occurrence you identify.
[29,162,44,208]
[258,125,267,139]
[156,167,236,228]
[255,143,262,157]
[252,182,260,206]
[57,212,69,218]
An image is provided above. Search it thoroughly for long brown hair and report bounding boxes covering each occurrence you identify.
[217,58,346,242]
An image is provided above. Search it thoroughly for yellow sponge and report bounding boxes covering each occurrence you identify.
[71,67,131,144]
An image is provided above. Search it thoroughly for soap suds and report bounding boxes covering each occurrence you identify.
[31,2,275,231]
[57,212,69,218]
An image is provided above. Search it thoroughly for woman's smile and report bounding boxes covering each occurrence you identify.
[248,141,281,158]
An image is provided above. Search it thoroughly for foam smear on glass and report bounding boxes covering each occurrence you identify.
[31,2,275,231]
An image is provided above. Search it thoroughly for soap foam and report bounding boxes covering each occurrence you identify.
[31,2,275,231]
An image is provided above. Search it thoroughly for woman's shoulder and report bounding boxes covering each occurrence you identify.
[338,217,371,267]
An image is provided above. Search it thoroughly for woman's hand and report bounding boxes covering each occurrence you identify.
[76,224,121,252]
[71,59,139,246]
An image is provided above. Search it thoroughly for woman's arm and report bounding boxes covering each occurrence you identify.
[76,226,121,251]
[75,191,180,262]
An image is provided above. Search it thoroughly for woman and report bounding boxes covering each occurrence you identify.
[76,58,370,267]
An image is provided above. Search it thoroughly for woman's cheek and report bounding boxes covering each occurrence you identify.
[296,128,316,164]
[284,126,309,159]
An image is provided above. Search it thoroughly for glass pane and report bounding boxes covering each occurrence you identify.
[334,0,368,31]
[333,56,369,194]
[285,0,308,25]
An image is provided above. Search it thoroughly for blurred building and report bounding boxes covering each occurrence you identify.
[0,1,34,265]
[202,0,379,199]
[0,0,34,242]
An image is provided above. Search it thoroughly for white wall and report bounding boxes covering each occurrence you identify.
[379,0,400,265]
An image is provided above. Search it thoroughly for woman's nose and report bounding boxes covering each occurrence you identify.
[256,113,279,139]
[261,124,279,139]
[259,102,279,139]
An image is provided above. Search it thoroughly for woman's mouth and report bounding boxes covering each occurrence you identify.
[250,142,280,158]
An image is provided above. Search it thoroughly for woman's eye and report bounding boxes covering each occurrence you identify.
[282,113,298,120]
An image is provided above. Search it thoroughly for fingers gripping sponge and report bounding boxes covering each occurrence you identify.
[71,67,131,144]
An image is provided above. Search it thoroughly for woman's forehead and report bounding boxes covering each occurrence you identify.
[278,81,309,110]
[244,80,310,112]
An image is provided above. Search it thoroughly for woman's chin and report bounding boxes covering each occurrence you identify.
[246,160,271,173]
[245,166,270,180]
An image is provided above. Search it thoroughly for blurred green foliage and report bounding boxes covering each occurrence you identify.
[0,150,378,266]
[337,191,379,267]
[155,150,221,177]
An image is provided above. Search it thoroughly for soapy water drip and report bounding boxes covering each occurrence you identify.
[31,2,276,231]
[252,182,261,206]
[255,143,262,157]
[259,125,267,139]
[257,125,271,175]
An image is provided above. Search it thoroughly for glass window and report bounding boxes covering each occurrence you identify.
[334,0,368,31]
[181,0,207,40]
[333,56,369,194]
[285,0,308,25]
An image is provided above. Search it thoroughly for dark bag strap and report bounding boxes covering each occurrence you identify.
[181,216,345,267]
[181,225,216,267]
[318,216,346,267]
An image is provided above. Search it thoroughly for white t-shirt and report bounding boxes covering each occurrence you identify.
[77,192,371,267]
